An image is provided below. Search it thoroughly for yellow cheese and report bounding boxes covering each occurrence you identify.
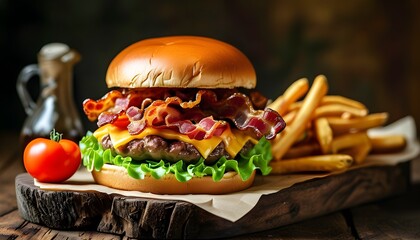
[93,124,258,159]
[221,128,258,157]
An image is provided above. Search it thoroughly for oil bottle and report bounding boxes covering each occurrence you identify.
[17,43,84,148]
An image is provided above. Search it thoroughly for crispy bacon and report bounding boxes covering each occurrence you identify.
[97,112,118,127]
[83,90,123,121]
[83,89,169,122]
[83,88,285,140]
[125,98,227,140]
[197,91,285,139]
[128,115,226,140]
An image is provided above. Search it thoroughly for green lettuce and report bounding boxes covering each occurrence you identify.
[79,132,272,182]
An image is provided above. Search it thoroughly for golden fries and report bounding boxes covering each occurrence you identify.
[270,154,353,174]
[282,109,297,125]
[283,143,321,159]
[320,95,367,110]
[369,135,407,153]
[268,78,309,116]
[330,132,371,164]
[314,117,333,154]
[330,132,370,153]
[326,113,388,134]
[269,75,406,174]
[283,101,368,124]
[314,103,368,119]
[340,143,372,164]
[288,95,367,112]
[272,75,328,160]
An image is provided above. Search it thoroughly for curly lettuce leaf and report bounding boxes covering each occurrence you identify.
[79,131,273,182]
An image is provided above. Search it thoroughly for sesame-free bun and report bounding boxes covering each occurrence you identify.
[105,36,256,89]
[92,164,256,195]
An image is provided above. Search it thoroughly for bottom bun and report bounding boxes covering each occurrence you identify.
[92,164,256,194]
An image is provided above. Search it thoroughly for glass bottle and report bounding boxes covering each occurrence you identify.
[17,43,84,147]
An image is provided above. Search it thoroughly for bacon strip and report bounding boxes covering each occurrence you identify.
[83,88,285,140]
[83,90,123,121]
[126,98,227,140]
[198,91,286,139]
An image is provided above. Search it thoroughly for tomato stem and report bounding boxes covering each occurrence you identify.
[50,129,63,142]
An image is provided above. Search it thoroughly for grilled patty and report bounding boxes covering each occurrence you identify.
[100,134,253,164]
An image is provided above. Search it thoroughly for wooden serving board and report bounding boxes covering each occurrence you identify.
[15,163,410,239]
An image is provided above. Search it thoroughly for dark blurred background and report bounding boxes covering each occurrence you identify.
[1,0,419,135]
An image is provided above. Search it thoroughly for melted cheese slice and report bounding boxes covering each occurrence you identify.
[93,125,258,159]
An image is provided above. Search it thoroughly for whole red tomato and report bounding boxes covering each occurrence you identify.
[23,130,81,183]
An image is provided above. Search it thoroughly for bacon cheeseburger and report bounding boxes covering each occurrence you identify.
[80,36,286,194]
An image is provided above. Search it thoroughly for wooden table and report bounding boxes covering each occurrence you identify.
[1,130,420,239]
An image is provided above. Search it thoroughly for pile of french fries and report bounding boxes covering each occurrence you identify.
[268,75,407,174]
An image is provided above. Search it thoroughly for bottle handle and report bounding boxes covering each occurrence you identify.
[16,64,40,116]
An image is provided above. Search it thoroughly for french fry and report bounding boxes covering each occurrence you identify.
[287,101,303,112]
[313,103,368,119]
[330,131,372,163]
[314,117,333,154]
[283,109,297,125]
[327,113,389,134]
[272,126,313,148]
[283,142,321,159]
[369,135,407,153]
[272,75,328,160]
[270,154,353,174]
[287,95,367,113]
[331,132,370,153]
[339,140,372,164]
[268,78,309,116]
[320,95,367,110]
[270,75,402,172]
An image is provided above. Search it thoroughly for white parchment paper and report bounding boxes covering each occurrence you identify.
[35,116,420,222]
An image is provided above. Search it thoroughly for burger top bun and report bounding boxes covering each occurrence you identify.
[105,36,256,89]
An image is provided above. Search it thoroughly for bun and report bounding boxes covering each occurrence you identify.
[92,164,256,194]
[105,36,256,89]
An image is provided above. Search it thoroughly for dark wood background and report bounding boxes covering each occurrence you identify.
[1,0,419,135]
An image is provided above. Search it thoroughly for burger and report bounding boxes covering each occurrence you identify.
[79,36,286,194]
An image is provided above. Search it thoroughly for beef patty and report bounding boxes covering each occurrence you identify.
[100,134,254,164]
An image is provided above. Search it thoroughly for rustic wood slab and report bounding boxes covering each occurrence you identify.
[15,163,410,239]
